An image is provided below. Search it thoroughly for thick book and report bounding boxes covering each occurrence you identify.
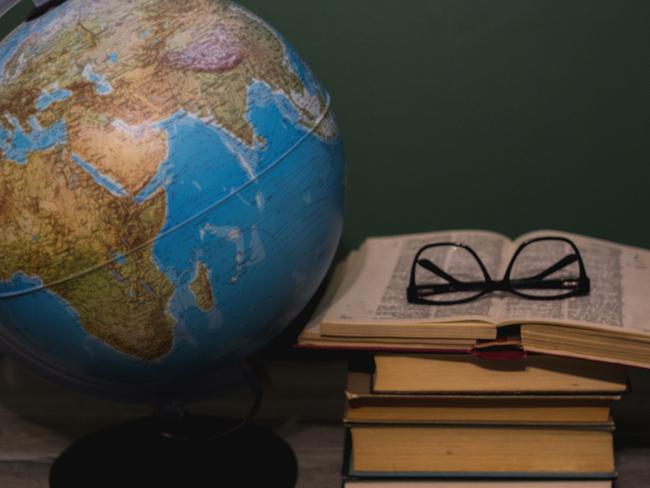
[371,354,627,394]
[343,481,612,487]
[345,371,620,424]
[344,482,612,487]
[298,230,650,368]
[299,320,476,352]
[347,425,615,478]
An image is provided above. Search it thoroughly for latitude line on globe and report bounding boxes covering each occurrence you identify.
[0,95,333,299]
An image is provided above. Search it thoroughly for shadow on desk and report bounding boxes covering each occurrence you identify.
[0,354,347,488]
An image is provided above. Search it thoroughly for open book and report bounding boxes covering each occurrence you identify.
[298,229,650,368]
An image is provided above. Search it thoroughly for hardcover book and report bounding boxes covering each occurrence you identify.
[345,371,620,424]
[370,355,627,394]
[343,481,612,487]
[346,425,615,479]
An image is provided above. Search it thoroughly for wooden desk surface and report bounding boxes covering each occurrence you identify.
[0,357,648,487]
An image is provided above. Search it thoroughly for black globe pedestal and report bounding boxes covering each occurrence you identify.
[49,415,298,488]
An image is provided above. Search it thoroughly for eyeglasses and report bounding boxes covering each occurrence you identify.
[407,236,590,305]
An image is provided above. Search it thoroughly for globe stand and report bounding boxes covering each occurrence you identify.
[49,364,298,488]
[49,414,298,488]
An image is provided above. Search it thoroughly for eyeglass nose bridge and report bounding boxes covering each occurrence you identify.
[483,278,510,293]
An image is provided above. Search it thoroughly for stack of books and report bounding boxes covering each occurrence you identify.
[297,229,650,487]
[342,353,625,486]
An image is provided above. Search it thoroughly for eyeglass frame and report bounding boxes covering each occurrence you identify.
[406,236,591,306]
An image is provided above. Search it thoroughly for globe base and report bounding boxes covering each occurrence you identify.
[49,415,298,488]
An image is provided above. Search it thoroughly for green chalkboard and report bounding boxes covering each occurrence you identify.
[2,0,648,252]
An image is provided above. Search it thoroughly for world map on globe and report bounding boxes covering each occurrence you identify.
[0,0,344,385]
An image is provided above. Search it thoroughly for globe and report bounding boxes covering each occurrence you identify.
[0,0,344,394]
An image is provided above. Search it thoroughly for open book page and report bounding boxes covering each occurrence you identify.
[322,230,510,326]
[298,250,477,349]
[299,249,362,341]
[498,230,650,335]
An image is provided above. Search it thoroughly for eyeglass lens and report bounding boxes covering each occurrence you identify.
[509,239,582,298]
[414,245,485,303]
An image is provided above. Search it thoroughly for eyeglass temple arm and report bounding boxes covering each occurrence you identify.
[416,258,466,286]
[417,255,578,286]
[506,278,587,290]
[413,276,586,297]
[414,254,585,296]
[419,255,579,285]
[517,254,579,282]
